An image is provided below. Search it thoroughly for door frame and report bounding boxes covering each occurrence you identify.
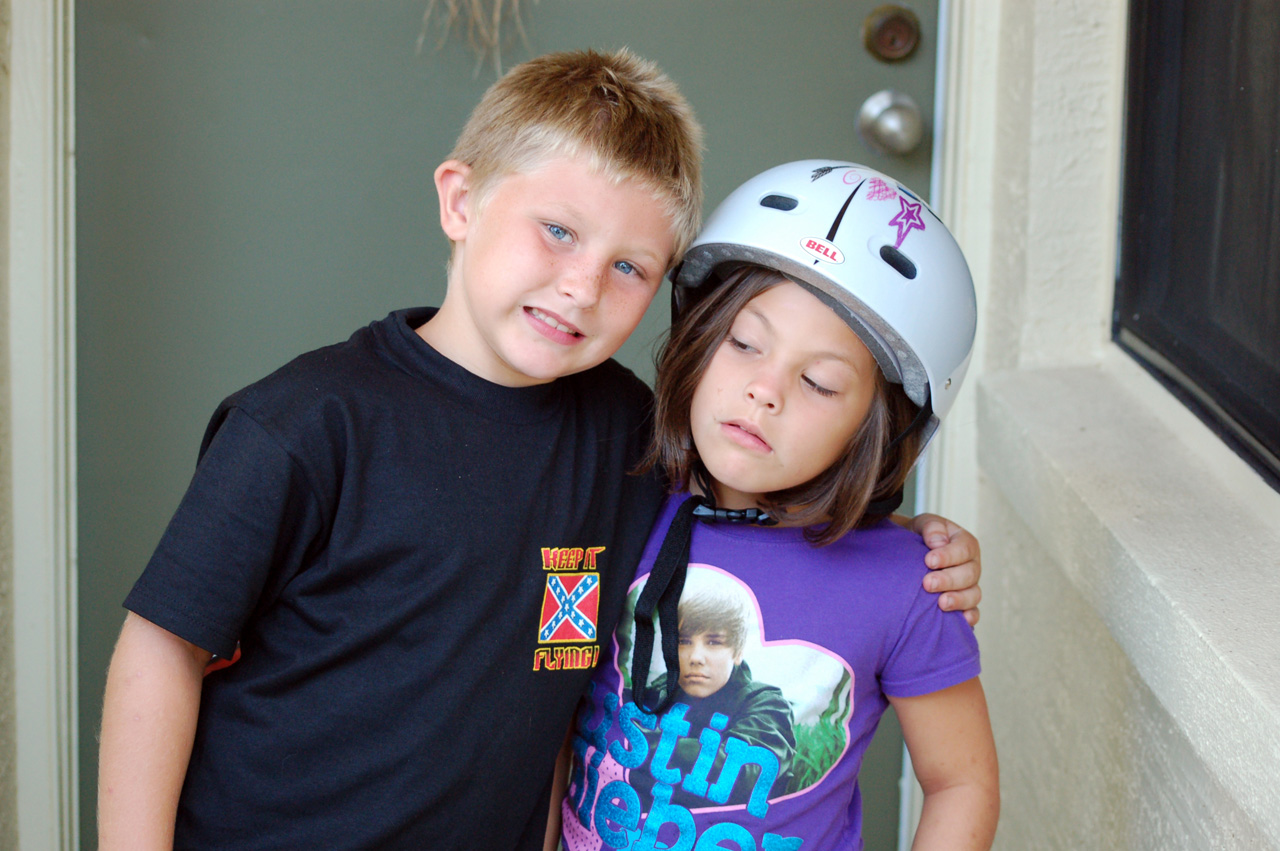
[6,3,977,849]
[10,0,79,849]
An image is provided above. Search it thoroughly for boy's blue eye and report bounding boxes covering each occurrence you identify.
[614,260,636,275]
[546,223,571,241]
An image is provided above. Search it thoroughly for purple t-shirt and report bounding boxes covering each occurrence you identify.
[562,493,980,851]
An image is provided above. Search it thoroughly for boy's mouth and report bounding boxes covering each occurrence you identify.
[526,307,584,339]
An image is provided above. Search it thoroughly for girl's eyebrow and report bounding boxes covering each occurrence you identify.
[739,305,771,330]
[817,349,865,371]
[742,305,863,370]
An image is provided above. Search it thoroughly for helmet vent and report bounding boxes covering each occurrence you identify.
[759,194,799,211]
[880,245,918,279]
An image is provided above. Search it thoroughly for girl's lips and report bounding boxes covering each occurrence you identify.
[721,420,772,452]
[525,306,584,345]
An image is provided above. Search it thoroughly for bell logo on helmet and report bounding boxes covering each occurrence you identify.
[801,237,844,264]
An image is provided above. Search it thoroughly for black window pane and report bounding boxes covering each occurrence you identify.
[1117,0,1280,485]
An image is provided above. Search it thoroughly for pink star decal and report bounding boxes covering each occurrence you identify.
[888,196,926,248]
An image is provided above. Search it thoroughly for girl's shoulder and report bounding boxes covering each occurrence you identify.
[827,518,932,575]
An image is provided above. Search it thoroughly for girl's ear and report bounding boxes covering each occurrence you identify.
[434,159,473,241]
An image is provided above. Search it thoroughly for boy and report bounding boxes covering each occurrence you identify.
[98,49,981,851]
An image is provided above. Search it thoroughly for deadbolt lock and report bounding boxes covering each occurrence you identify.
[863,5,922,62]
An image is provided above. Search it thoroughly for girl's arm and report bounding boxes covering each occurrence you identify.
[890,678,999,851]
[896,513,984,625]
[99,612,212,851]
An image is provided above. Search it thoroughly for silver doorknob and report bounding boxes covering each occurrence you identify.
[857,89,925,156]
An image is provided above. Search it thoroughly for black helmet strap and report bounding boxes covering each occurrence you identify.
[630,494,703,715]
[865,391,934,517]
[630,491,779,716]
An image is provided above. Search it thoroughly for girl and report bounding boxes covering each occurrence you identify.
[560,161,998,851]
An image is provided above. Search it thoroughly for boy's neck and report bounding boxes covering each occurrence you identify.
[414,310,554,389]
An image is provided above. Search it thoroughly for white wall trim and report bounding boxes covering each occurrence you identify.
[897,2,981,847]
[9,0,79,848]
[921,0,1001,531]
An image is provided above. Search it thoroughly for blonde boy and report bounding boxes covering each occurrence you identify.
[99,49,981,851]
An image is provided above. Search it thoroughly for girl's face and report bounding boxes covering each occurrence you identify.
[689,281,878,511]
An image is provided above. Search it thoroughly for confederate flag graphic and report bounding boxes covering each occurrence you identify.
[539,573,600,643]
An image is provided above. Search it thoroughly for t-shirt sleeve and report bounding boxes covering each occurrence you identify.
[123,406,326,658]
[878,579,981,699]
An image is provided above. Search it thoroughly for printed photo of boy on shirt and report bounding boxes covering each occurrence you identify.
[624,573,798,809]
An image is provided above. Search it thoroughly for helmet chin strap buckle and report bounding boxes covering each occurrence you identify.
[691,503,778,526]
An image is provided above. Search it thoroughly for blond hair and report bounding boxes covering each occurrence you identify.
[449,48,704,260]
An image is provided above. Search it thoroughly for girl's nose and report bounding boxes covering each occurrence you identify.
[745,370,783,411]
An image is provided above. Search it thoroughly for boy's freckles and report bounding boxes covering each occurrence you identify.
[420,154,676,387]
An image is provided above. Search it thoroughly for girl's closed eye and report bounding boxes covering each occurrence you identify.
[804,375,838,397]
[727,335,758,354]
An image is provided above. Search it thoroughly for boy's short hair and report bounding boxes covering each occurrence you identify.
[678,586,749,656]
[449,48,704,260]
[646,266,923,546]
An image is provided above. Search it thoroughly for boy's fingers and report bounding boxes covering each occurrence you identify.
[913,514,952,549]
[923,530,981,572]
[924,560,980,594]
[924,531,951,549]
[917,518,984,620]
[938,585,983,619]
[917,517,981,561]
[924,542,980,573]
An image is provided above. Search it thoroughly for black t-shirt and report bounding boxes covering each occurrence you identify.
[125,308,665,850]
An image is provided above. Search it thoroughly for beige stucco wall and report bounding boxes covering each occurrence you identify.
[933,1,1280,847]
[1,0,20,845]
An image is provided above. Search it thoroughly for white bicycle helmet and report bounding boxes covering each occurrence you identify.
[673,160,977,449]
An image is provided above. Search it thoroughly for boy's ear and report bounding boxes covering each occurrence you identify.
[434,159,473,241]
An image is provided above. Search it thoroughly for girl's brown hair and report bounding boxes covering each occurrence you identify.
[643,265,923,545]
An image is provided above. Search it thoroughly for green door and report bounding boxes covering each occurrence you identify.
[76,3,938,846]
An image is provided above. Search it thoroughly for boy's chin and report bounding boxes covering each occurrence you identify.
[516,353,617,383]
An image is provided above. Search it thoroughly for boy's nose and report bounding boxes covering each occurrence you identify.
[557,260,607,308]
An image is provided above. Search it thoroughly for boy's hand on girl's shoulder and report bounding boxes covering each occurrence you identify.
[909,513,983,627]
